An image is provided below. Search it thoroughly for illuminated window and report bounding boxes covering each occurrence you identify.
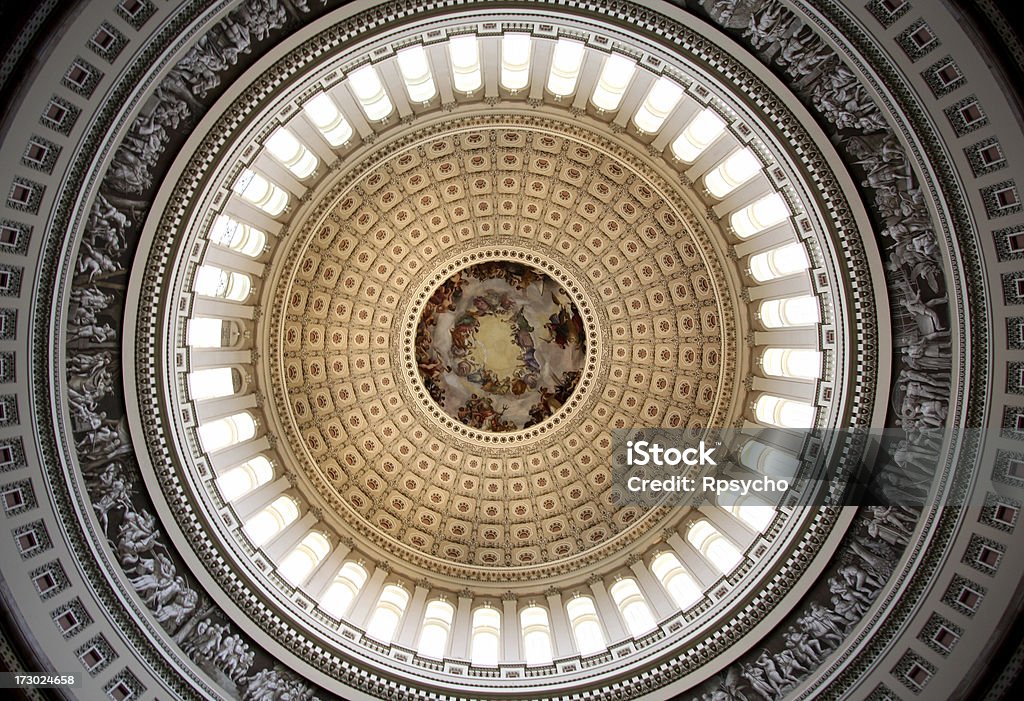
[501,34,532,90]
[233,169,288,216]
[303,93,354,147]
[188,318,224,348]
[188,367,239,401]
[758,295,820,328]
[320,562,367,618]
[470,607,501,665]
[193,264,252,302]
[279,531,330,585]
[448,35,482,92]
[265,128,318,179]
[366,585,409,642]
[760,348,821,380]
[591,54,635,111]
[197,412,256,452]
[739,441,799,479]
[687,520,742,574]
[609,578,655,637]
[718,491,776,531]
[349,64,393,121]
[417,599,455,658]
[705,148,761,198]
[633,77,683,133]
[210,215,266,257]
[748,242,809,282]
[397,45,436,102]
[243,495,298,546]
[519,606,553,665]
[672,108,727,162]
[754,394,817,429]
[650,552,702,608]
[731,192,790,238]
[566,596,605,654]
[547,38,585,96]
[216,456,273,501]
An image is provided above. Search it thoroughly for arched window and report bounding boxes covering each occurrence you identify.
[705,148,760,198]
[633,77,684,133]
[278,531,330,585]
[216,456,273,501]
[731,192,790,238]
[519,606,553,665]
[470,606,501,665]
[188,367,240,401]
[194,264,252,302]
[739,440,799,479]
[197,412,256,452]
[754,394,817,429]
[500,34,532,90]
[719,491,776,532]
[448,35,481,93]
[417,599,455,658]
[650,552,702,609]
[397,45,436,102]
[188,318,228,348]
[349,64,393,121]
[366,585,409,642]
[687,520,742,574]
[758,295,820,328]
[748,242,809,282]
[233,169,288,216]
[592,54,635,111]
[210,215,266,257]
[547,38,585,96]
[609,578,655,637]
[671,108,726,163]
[320,562,367,618]
[265,127,318,179]
[243,495,298,547]
[566,596,605,655]
[302,92,353,147]
[761,348,821,380]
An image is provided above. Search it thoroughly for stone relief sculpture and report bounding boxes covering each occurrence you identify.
[66,1,331,699]
[683,0,952,696]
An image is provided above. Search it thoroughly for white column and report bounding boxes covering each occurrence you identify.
[481,36,500,99]
[264,511,316,561]
[629,557,676,620]
[189,349,251,369]
[546,590,574,658]
[700,504,754,549]
[501,594,521,662]
[208,436,269,475]
[588,577,627,642]
[449,592,473,659]
[349,564,389,630]
[396,582,430,649]
[528,39,552,101]
[233,476,288,521]
[202,245,266,276]
[193,392,257,422]
[305,540,352,599]
[571,51,603,111]
[666,532,719,588]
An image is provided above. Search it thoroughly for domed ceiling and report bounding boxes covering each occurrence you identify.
[1,0,1022,700]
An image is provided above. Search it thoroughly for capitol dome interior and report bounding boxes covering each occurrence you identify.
[0,0,1022,699]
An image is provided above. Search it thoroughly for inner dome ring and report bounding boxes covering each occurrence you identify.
[403,247,600,444]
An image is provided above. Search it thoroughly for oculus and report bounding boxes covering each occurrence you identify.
[415,261,585,431]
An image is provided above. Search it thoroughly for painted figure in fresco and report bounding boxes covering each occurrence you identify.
[544,296,585,349]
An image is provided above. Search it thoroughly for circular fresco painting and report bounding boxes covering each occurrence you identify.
[416,261,586,432]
